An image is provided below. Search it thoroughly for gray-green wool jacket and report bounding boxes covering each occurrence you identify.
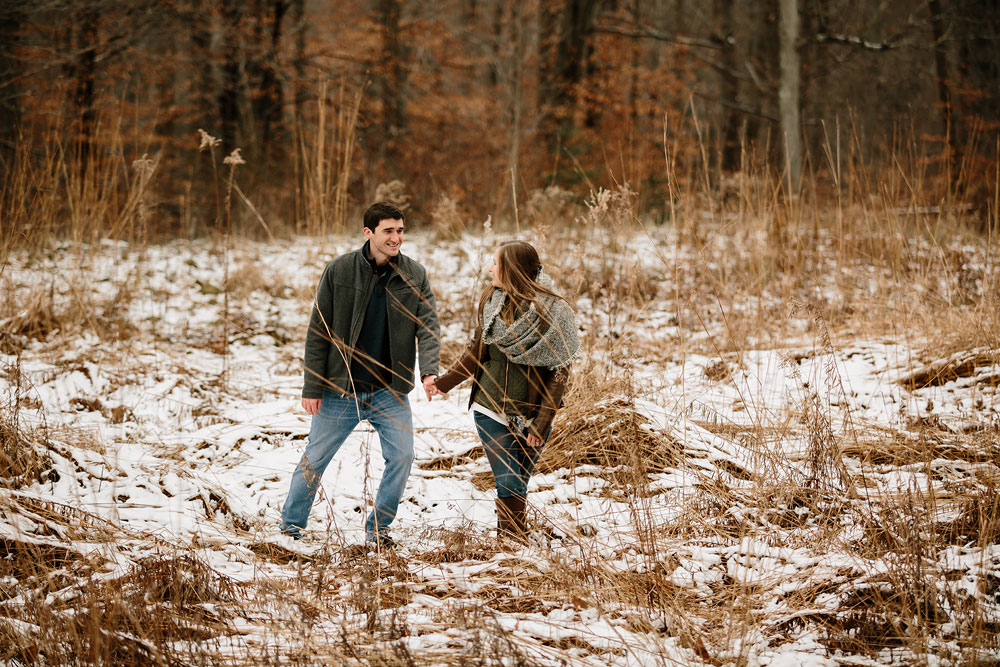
[302,242,440,398]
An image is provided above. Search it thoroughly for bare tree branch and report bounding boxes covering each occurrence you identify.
[594,18,727,51]
[812,32,907,51]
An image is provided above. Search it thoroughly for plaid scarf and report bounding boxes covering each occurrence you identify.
[481,274,579,370]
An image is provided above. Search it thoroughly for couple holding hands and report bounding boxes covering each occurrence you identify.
[279,202,580,547]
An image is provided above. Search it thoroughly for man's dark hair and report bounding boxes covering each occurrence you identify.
[363,202,406,231]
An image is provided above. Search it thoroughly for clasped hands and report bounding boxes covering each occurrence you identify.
[422,374,441,401]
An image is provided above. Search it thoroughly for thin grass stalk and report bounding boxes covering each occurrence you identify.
[221,150,245,386]
[298,81,347,236]
[111,154,157,249]
[313,79,327,236]
[292,105,303,234]
[989,137,999,307]
[335,81,364,235]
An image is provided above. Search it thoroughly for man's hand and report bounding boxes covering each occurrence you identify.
[422,375,439,401]
[526,433,543,448]
[302,397,322,415]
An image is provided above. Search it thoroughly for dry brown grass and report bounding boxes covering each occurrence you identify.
[841,424,1000,467]
[538,373,682,483]
[0,361,54,489]
[1,550,240,666]
[0,275,139,357]
[837,483,1000,660]
[938,482,1000,547]
[414,523,497,564]
[899,349,1000,390]
[0,421,52,490]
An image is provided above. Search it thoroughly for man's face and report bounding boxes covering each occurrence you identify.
[364,218,404,264]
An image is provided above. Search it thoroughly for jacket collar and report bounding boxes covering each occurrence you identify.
[360,240,399,272]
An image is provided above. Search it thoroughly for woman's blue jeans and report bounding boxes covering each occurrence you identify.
[280,389,414,539]
[473,412,545,498]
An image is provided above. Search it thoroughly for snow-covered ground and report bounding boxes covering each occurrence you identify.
[1,231,998,665]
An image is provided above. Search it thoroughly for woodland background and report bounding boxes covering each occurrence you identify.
[1,0,998,238]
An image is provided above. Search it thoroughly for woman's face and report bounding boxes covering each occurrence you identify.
[488,248,503,287]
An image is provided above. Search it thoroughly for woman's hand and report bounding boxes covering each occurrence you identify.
[526,433,542,448]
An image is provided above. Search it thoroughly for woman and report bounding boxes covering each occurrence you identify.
[433,241,580,540]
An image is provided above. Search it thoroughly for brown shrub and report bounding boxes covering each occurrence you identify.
[0,416,53,489]
[538,376,681,484]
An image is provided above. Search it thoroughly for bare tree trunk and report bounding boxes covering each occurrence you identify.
[538,0,602,150]
[219,0,243,155]
[538,2,559,114]
[0,6,22,171]
[291,0,306,119]
[508,0,525,201]
[778,0,801,193]
[928,0,953,154]
[188,1,215,129]
[251,0,287,161]
[627,0,640,144]
[375,0,409,170]
[714,0,741,172]
[73,8,98,174]
[489,0,503,88]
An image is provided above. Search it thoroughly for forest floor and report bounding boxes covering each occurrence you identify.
[1,227,998,666]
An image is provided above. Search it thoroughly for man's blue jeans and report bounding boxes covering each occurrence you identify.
[280,389,414,539]
[473,412,545,498]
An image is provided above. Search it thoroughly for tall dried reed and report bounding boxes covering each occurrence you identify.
[295,80,363,236]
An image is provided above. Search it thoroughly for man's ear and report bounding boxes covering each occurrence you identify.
[363,226,372,240]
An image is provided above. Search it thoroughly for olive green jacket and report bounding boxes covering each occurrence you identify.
[302,242,440,398]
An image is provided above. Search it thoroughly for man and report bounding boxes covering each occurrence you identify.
[280,201,440,547]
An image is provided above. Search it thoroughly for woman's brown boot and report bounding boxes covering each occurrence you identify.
[496,495,528,541]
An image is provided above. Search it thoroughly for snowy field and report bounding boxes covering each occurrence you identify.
[1,229,998,665]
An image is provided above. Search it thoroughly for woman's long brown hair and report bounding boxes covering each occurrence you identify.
[478,240,564,325]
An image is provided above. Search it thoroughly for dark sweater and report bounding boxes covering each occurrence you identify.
[349,255,393,391]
